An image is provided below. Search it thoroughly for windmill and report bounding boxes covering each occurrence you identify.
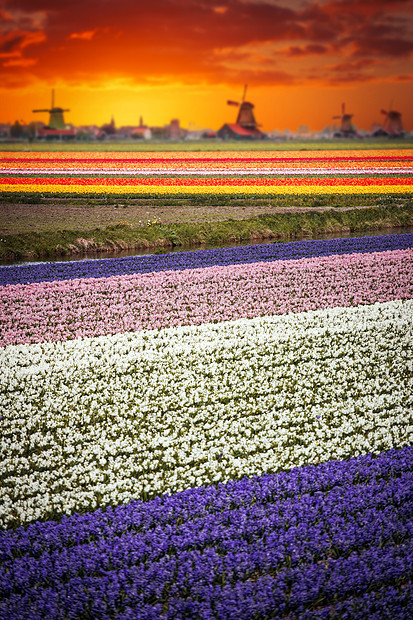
[381,108,404,136]
[227,84,260,130]
[218,84,265,139]
[32,90,70,130]
[332,103,356,137]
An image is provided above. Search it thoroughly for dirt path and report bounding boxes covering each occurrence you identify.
[0,202,384,235]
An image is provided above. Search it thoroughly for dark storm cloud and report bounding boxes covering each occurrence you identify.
[0,34,25,54]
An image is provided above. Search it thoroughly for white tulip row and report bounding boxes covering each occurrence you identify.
[1,299,412,528]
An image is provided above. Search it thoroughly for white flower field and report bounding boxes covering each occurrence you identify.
[1,299,411,528]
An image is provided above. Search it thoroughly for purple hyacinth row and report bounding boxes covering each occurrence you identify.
[1,446,411,619]
[1,232,412,286]
[298,585,413,620]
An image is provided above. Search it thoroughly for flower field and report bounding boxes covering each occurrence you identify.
[1,149,413,196]
[0,231,412,618]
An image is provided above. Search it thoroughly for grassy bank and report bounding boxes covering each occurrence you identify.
[1,203,412,261]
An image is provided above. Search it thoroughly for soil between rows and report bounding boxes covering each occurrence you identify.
[0,200,398,236]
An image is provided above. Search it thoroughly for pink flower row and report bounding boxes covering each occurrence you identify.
[1,249,411,347]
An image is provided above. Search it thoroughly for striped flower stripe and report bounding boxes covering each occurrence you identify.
[1,149,412,195]
[2,232,412,286]
[4,167,412,175]
[2,149,413,162]
[0,183,411,195]
[1,231,412,618]
[0,447,411,619]
[2,176,412,186]
[1,298,412,528]
[1,248,412,346]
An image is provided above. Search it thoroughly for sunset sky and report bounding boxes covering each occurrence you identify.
[1,0,412,132]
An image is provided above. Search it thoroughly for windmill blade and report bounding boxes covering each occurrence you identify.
[342,102,345,115]
[241,84,248,104]
[32,109,51,113]
[227,100,239,106]
[332,116,341,120]
[381,110,388,116]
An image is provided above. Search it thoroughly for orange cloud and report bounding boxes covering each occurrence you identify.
[0,5,48,30]
[0,29,46,73]
[69,30,97,41]
[281,44,329,57]
[2,57,37,67]
[213,6,228,14]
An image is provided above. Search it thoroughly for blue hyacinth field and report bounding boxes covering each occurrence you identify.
[1,233,412,619]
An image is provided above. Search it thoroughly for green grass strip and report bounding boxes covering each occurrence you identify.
[1,138,413,152]
[1,202,412,261]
